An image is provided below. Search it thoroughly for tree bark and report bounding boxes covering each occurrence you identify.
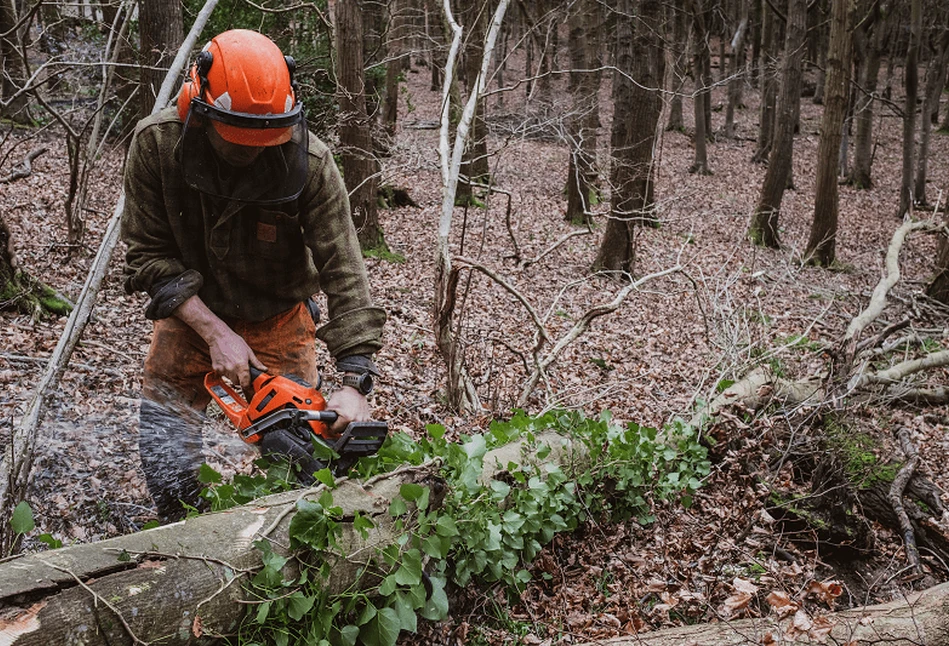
[928,209,949,304]
[0,0,30,122]
[139,0,183,120]
[564,0,602,225]
[805,0,854,266]
[913,24,949,207]
[749,0,806,248]
[752,0,777,163]
[898,0,921,217]
[336,0,386,250]
[571,582,949,645]
[0,466,440,646]
[665,0,688,131]
[689,0,712,174]
[456,0,491,205]
[848,0,885,189]
[592,0,665,272]
[723,0,749,138]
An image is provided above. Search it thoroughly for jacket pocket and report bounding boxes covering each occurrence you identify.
[248,209,304,261]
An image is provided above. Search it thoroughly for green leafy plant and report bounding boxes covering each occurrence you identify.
[202,410,710,645]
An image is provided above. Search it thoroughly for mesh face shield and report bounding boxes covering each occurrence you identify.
[177,98,309,205]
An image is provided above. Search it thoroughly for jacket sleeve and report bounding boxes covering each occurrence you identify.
[300,143,386,360]
[120,120,191,298]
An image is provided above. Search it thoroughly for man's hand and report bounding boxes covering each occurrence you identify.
[325,386,371,433]
[173,294,266,389]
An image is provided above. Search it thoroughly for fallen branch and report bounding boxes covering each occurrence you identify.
[890,428,922,573]
[0,147,48,183]
[857,348,949,387]
[572,581,949,646]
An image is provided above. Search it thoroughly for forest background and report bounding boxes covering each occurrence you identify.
[2,0,949,644]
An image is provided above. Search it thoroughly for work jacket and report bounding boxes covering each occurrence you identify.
[121,107,385,360]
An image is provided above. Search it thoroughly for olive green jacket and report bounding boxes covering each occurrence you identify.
[121,107,385,360]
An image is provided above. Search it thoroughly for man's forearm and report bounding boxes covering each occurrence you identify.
[173,295,231,346]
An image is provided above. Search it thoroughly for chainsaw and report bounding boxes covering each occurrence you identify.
[204,366,388,484]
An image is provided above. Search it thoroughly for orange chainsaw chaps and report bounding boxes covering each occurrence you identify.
[204,371,331,444]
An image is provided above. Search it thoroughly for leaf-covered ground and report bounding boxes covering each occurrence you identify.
[2,57,948,643]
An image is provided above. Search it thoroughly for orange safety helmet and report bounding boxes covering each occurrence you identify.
[176,29,302,147]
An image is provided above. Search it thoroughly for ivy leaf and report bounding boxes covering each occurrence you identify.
[315,468,335,488]
[393,549,422,586]
[255,600,272,624]
[353,512,375,539]
[198,463,223,484]
[289,500,332,551]
[388,497,408,517]
[287,592,316,621]
[464,434,487,460]
[10,501,34,534]
[359,606,401,646]
[419,575,449,621]
[338,625,359,646]
[392,591,418,632]
[399,483,424,502]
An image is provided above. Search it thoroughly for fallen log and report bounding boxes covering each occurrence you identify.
[0,463,440,646]
[573,582,949,645]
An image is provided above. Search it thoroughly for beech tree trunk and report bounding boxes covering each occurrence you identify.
[139,0,183,120]
[749,0,805,248]
[0,467,438,645]
[723,0,749,138]
[564,0,602,225]
[689,0,712,175]
[0,0,28,122]
[592,0,665,272]
[914,25,949,207]
[849,0,885,189]
[805,0,854,266]
[752,0,776,163]
[336,0,386,250]
[898,0,921,218]
[665,0,688,132]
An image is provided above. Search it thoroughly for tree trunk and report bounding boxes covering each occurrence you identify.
[752,0,776,163]
[592,0,665,272]
[723,0,749,138]
[665,0,688,131]
[0,0,29,122]
[564,0,602,225]
[813,0,828,104]
[458,0,490,197]
[570,583,949,645]
[0,466,440,646]
[138,0,183,121]
[336,0,386,251]
[749,0,806,248]
[928,211,949,304]
[805,0,854,267]
[913,25,949,207]
[689,0,712,174]
[382,0,406,140]
[898,0,921,218]
[849,0,885,189]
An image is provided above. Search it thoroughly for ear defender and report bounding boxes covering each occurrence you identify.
[176,50,215,122]
[284,55,299,104]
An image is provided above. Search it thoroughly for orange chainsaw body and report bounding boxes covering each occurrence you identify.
[204,370,332,444]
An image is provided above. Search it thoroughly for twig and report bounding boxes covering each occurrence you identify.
[889,428,921,574]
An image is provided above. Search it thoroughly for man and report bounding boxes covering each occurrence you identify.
[121,29,385,521]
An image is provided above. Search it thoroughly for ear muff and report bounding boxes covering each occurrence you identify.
[175,51,215,122]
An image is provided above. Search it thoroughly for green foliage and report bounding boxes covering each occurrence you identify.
[202,410,709,645]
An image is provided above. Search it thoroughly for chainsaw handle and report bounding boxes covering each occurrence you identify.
[249,365,265,382]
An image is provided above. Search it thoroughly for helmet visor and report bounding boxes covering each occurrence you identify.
[178,99,309,205]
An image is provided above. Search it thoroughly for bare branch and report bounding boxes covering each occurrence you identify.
[0,146,47,183]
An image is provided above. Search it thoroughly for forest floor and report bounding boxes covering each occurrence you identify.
[2,58,949,644]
